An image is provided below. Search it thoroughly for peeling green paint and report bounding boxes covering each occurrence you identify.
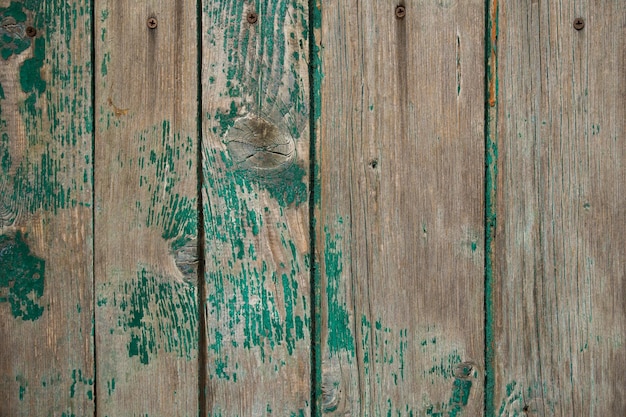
[0,0,92,223]
[324,226,354,356]
[0,232,45,320]
[108,268,198,365]
[239,162,308,207]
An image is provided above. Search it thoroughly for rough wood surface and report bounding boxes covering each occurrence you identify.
[493,1,626,415]
[317,1,485,415]
[0,0,94,415]
[201,0,311,415]
[94,1,199,415]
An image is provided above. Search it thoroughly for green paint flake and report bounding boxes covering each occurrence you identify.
[19,37,46,95]
[106,378,116,396]
[69,369,93,401]
[0,232,45,320]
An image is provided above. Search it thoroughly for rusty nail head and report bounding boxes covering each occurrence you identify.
[247,12,258,24]
[395,5,406,19]
[147,17,158,29]
[573,18,585,30]
[26,26,37,37]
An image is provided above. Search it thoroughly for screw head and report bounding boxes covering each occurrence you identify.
[25,26,37,37]
[573,18,585,30]
[147,17,158,29]
[395,5,406,19]
[247,12,258,24]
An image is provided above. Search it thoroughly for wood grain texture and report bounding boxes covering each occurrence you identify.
[94,1,199,415]
[317,1,485,415]
[493,1,626,415]
[201,0,311,415]
[0,0,94,415]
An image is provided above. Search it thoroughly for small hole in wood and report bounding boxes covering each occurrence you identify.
[26,26,37,37]
[523,405,529,412]
[369,159,378,169]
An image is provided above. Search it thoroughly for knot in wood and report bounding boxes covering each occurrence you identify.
[453,361,476,379]
[321,380,340,412]
[224,114,296,175]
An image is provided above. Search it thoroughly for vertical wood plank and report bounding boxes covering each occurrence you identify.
[0,0,94,415]
[317,1,485,415]
[494,1,626,415]
[94,1,199,415]
[201,0,311,415]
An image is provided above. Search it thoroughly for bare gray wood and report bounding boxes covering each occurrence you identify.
[201,1,312,415]
[494,1,626,415]
[0,0,94,415]
[317,1,485,415]
[94,1,199,415]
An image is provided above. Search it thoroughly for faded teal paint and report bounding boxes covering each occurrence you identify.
[107,268,198,364]
[0,232,45,320]
[324,227,354,356]
[0,2,31,60]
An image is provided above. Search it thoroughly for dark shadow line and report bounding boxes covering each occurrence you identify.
[90,0,98,415]
[308,1,322,416]
[483,0,499,415]
[196,1,208,416]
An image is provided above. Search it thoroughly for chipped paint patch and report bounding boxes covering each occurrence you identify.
[0,2,31,60]
[0,232,45,320]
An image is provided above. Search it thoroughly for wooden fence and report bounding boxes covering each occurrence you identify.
[1,0,624,415]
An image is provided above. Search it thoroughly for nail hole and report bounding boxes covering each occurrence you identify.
[247,12,258,24]
[147,17,158,29]
[26,26,37,37]
[523,405,529,412]
[395,5,406,19]
[573,18,585,30]
[369,159,378,169]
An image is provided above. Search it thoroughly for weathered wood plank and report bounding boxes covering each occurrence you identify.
[493,1,626,415]
[0,0,94,415]
[317,1,485,415]
[201,0,311,415]
[94,1,199,415]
